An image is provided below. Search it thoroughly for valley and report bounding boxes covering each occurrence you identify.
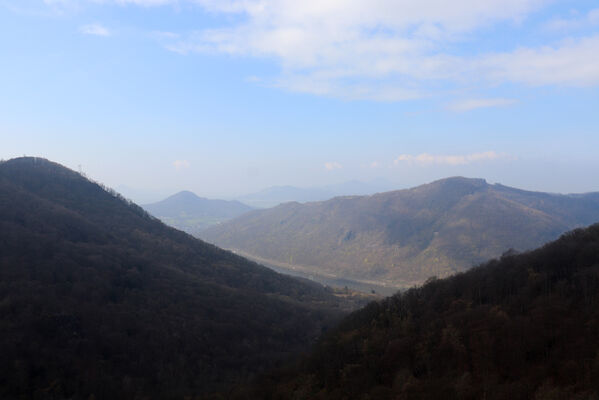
[232,223,599,399]
[202,177,599,286]
[2,157,599,399]
[5,2,599,397]
[230,248,401,296]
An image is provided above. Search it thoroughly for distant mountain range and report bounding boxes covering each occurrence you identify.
[236,180,393,208]
[142,180,392,234]
[242,223,599,399]
[0,157,352,398]
[143,190,253,234]
[201,177,599,288]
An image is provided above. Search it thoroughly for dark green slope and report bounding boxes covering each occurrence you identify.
[143,191,253,234]
[0,157,346,399]
[202,177,599,287]
[240,223,599,400]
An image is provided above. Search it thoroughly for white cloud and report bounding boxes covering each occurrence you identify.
[92,0,175,5]
[478,35,599,87]
[447,98,517,112]
[195,0,546,33]
[116,0,174,5]
[168,25,599,94]
[6,0,82,15]
[544,8,599,31]
[173,159,190,170]
[324,161,342,170]
[158,0,599,100]
[394,151,504,166]
[80,23,111,36]
[43,0,80,6]
[52,0,599,100]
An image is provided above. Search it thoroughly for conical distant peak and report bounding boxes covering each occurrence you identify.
[172,190,201,199]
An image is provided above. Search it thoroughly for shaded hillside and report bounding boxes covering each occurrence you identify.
[143,191,253,234]
[0,157,348,399]
[202,177,599,287]
[237,223,599,400]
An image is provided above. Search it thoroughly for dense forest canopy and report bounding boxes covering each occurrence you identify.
[234,223,599,399]
[0,157,352,399]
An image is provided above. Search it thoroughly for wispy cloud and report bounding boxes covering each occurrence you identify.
[155,1,599,100]
[3,0,79,16]
[80,23,111,37]
[478,35,599,87]
[173,159,190,170]
[118,0,175,5]
[43,0,77,6]
[544,8,599,31]
[95,0,176,5]
[447,98,517,112]
[41,0,599,100]
[324,161,342,171]
[394,151,505,166]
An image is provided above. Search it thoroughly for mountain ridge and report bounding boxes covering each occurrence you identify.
[0,157,351,399]
[202,176,599,287]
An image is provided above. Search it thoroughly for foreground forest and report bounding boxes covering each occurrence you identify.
[3,157,599,400]
[0,157,357,399]
[231,223,599,399]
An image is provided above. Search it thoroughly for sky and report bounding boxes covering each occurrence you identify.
[1,0,598,202]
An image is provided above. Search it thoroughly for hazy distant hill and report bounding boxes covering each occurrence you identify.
[202,177,599,287]
[0,157,349,399]
[143,190,253,234]
[236,180,392,208]
[242,224,599,399]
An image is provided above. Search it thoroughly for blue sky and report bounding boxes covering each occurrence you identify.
[1,0,598,202]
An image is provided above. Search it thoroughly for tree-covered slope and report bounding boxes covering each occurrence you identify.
[240,223,599,400]
[143,190,253,234]
[202,177,599,287]
[0,157,346,399]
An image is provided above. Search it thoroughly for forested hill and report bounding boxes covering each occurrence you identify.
[0,157,348,399]
[143,190,253,234]
[202,177,599,287]
[240,223,599,400]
